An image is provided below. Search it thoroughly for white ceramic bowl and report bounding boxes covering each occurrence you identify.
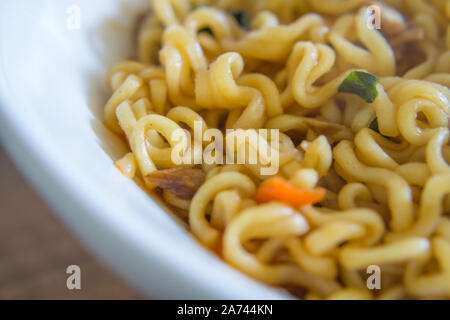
[0,0,290,299]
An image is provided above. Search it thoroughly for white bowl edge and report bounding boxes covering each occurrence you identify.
[0,0,291,300]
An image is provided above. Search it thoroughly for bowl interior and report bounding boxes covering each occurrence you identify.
[0,0,290,299]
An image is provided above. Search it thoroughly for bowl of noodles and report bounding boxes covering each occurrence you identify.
[0,0,449,300]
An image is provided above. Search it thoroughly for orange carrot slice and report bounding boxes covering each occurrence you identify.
[254,176,325,207]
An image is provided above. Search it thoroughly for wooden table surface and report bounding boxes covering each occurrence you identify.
[0,146,141,299]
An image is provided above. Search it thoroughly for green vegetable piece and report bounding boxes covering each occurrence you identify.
[338,71,380,103]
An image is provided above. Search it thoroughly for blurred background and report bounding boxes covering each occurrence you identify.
[0,146,141,299]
